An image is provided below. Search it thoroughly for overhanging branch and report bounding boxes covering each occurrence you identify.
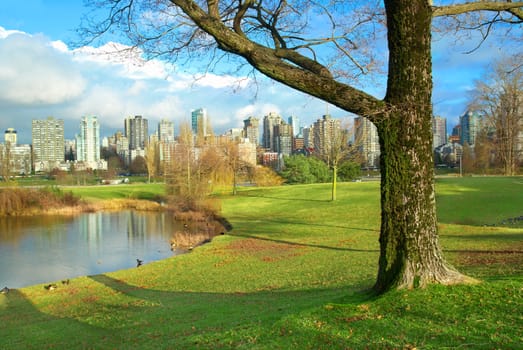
[433,1,523,22]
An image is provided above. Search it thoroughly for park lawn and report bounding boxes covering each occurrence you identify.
[69,182,167,202]
[0,177,522,349]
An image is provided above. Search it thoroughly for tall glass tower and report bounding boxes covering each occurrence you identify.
[191,108,210,137]
[76,116,100,162]
[460,110,481,146]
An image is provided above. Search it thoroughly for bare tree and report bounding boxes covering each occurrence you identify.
[0,143,11,182]
[167,121,213,210]
[144,138,160,183]
[470,57,523,175]
[82,1,523,293]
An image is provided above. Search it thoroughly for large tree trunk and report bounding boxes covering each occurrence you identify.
[373,0,472,293]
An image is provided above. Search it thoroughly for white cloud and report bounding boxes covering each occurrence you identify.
[0,27,24,39]
[0,31,86,105]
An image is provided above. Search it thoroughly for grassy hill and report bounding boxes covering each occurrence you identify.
[0,177,521,349]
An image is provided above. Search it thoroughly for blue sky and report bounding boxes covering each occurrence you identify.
[0,1,507,144]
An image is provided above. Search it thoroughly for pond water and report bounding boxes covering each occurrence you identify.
[0,211,205,289]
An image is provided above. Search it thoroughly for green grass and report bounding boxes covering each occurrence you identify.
[69,183,167,201]
[0,177,522,349]
[436,176,523,226]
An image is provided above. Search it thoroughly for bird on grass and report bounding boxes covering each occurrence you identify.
[44,284,58,291]
[61,279,70,285]
[136,259,144,267]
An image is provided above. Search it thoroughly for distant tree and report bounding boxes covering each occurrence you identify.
[144,139,160,183]
[252,165,284,187]
[129,156,147,175]
[461,143,475,175]
[337,161,362,181]
[0,143,12,182]
[280,155,331,184]
[166,121,212,210]
[220,139,248,195]
[470,57,523,175]
[473,128,495,174]
[107,155,124,177]
[280,155,316,184]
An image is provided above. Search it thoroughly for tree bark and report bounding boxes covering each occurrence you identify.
[373,0,472,292]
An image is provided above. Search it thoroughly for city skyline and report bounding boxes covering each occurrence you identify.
[0,3,510,146]
[1,111,478,150]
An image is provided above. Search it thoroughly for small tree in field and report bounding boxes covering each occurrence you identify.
[82,1,522,293]
[317,119,360,201]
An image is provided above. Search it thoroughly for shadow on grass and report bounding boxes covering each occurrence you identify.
[232,233,380,253]
[236,189,336,203]
[440,233,523,242]
[87,274,373,348]
[230,214,379,232]
[0,289,118,349]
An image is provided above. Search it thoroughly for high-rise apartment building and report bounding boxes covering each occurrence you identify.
[274,123,293,156]
[158,119,175,143]
[191,108,211,138]
[460,110,482,146]
[262,112,282,151]
[243,116,260,146]
[125,115,148,150]
[76,116,100,163]
[354,116,380,169]
[302,126,313,149]
[32,117,65,171]
[4,128,17,145]
[432,116,447,149]
[313,114,341,157]
[288,115,300,137]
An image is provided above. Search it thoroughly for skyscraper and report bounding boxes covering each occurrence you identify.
[302,126,313,149]
[262,112,282,151]
[76,116,100,163]
[191,108,211,138]
[432,116,447,149]
[288,115,300,137]
[158,119,175,143]
[32,117,65,171]
[243,116,260,146]
[4,128,17,146]
[274,123,293,156]
[125,115,148,150]
[313,114,341,157]
[460,110,482,146]
[354,116,380,168]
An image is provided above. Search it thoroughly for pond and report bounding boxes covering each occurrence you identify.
[0,211,216,289]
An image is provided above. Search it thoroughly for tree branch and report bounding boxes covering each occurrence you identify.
[433,1,523,22]
[169,0,384,118]
[233,0,254,36]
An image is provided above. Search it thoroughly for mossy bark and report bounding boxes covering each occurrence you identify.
[373,0,471,293]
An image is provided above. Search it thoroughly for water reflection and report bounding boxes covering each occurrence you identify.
[0,211,197,288]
